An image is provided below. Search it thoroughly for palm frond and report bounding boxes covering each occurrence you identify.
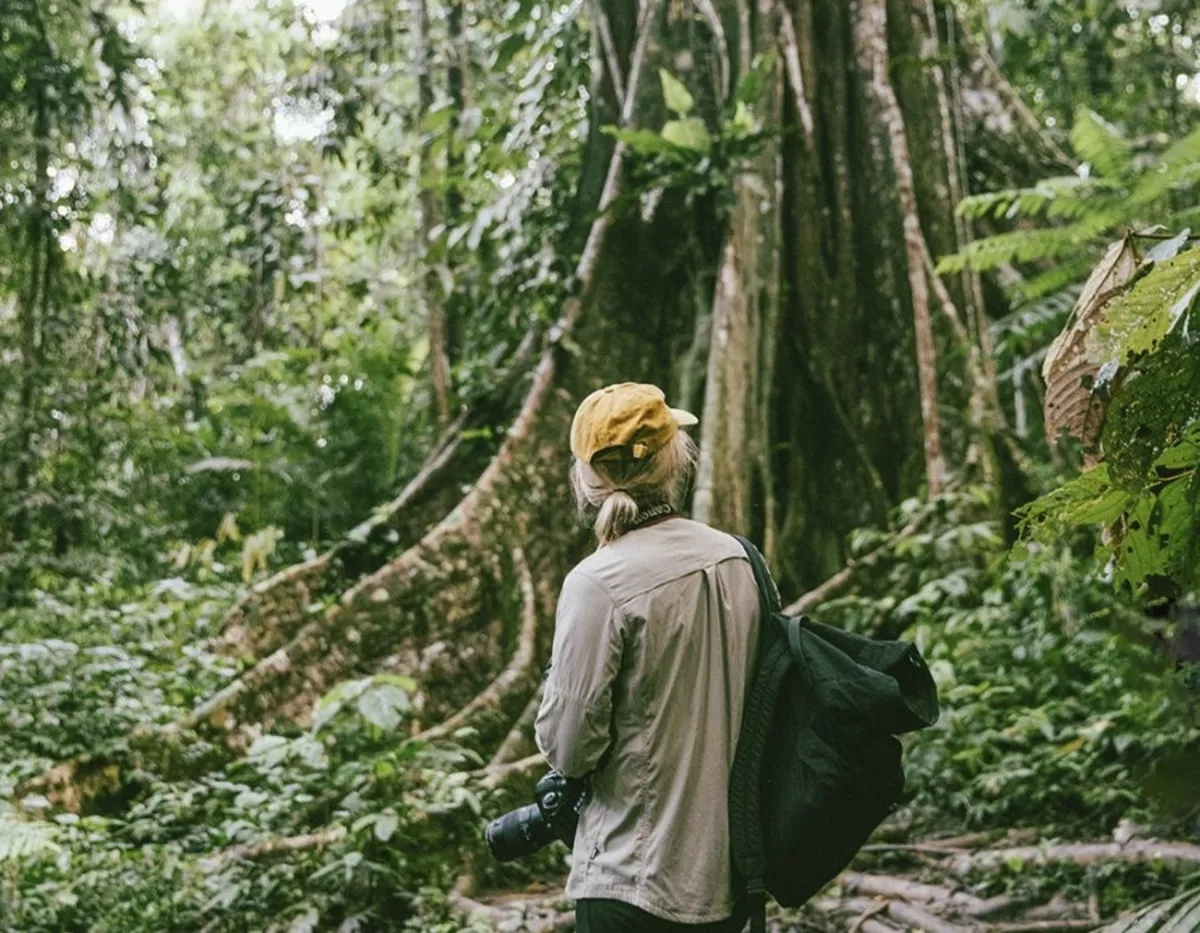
[1094,887,1200,933]
[1072,106,1133,179]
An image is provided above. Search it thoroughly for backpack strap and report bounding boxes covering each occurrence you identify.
[734,534,782,617]
[730,535,786,933]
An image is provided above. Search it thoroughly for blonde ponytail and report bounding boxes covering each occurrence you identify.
[570,432,698,545]
[594,490,640,546]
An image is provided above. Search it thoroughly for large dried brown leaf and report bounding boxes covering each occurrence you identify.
[1042,235,1140,454]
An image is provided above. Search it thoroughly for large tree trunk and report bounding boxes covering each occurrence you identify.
[23,0,1056,812]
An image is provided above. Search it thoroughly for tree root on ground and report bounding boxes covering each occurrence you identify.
[409,546,540,746]
[213,407,473,658]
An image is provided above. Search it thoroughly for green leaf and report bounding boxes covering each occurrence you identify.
[1017,464,1126,534]
[661,118,710,153]
[729,101,754,135]
[734,52,776,104]
[603,126,677,157]
[1102,338,1200,487]
[1071,107,1132,179]
[659,69,694,117]
[1115,496,1169,590]
[1093,248,1200,365]
[373,808,399,842]
[354,682,411,730]
[313,679,362,733]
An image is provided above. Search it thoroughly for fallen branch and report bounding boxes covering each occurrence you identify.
[885,901,980,933]
[862,842,973,856]
[409,546,539,745]
[206,825,347,865]
[840,872,988,914]
[967,895,1034,921]
[953,840,1200,873]
[991,923,1100,933]
[812,898,903,933]
[933,830,1027,850]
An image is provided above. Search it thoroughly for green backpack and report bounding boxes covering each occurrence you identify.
[729,536,940,933]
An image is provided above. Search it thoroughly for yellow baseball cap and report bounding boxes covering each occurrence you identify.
[570,383,698,464]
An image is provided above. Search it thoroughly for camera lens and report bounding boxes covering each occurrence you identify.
[484,803,557,862]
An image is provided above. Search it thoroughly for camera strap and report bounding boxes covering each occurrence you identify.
[627,502,677,532]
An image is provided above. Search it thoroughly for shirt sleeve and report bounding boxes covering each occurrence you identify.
[534,569,624,778]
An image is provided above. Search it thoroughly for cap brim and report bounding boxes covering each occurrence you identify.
[670,407,699,427]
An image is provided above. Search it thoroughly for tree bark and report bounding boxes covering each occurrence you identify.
[856,0,946,497]
[693,0,780,540]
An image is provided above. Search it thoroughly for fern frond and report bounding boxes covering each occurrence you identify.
[1007,258,1096,305]
[1044,180,1122,221]
[994,286,1080,332]
[1128,124,1200,208]
[1072,107,1133,179]
[939,226,1092,274]
[955,176,1111,223]
[0,810,60,863]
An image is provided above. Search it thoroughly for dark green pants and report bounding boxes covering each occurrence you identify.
[575,898,747,933]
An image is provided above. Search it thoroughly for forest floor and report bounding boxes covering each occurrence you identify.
[456,829,1200,933]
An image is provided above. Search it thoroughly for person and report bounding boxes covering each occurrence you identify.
[534,382,762,933]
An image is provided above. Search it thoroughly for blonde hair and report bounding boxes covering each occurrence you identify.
[570,431,698,546]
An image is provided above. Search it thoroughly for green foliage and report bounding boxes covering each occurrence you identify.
[1016,237,1200,596]
[0,568,535,931]
[948,105,1200,599]
[603,57,775,218]
[1094,248,1200,366]
[0,807,60,863]
[818,490,1200,839]
[938,117,1200,278]
[313,674,416,732]
[971,0,1200,142]
[0,580,240,792]
[1071,109,1132,180]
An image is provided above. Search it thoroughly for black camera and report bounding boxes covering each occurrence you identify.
[485,770,589,862]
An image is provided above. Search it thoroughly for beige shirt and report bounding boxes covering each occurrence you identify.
[534,517,761,923]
